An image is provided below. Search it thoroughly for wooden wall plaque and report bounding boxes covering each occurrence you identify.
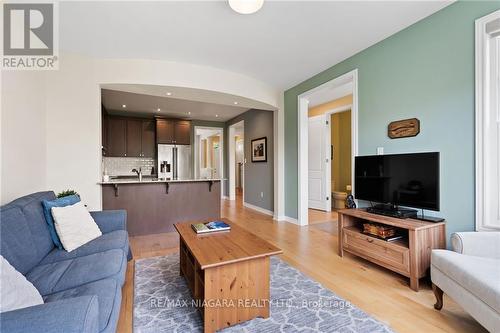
[388,118,420,139]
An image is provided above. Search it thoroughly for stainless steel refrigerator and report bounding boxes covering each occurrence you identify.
[157,144,192,180]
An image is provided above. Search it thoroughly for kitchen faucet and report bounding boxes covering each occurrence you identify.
[132,168,142,182]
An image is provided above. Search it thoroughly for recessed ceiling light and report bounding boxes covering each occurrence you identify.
[228,0,264,15]
[157,108,161,112]
[166,92,172,96]
[233,101,238,105]
[122,104,126,108]
[215,114,219,118]
[188,112,191,115]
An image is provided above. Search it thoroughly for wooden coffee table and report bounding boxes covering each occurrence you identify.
[174,219,282,333]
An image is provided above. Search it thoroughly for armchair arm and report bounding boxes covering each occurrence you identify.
[90,210,127,233]
[451,232,500,259]
[0,296,99,333]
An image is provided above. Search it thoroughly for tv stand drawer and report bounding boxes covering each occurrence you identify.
[343,228,410,275]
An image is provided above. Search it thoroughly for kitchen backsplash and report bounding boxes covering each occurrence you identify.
[103,157,156,176]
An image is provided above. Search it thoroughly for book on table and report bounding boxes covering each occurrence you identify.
[191,221,231,234]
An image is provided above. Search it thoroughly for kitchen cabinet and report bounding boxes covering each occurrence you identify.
[174,120,191,145]
[156,119,174,144]
[141,120,156,157]
[104,117,156,157]
[107,117,127,157]
[126,119,142,157]
[156,118,191,145]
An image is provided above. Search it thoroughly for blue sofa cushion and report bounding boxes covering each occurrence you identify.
[26,249,126,296]
[41,195,81,249]
[0,206,45,275]
[44,279,120,333]
[39,230,129,266]
[0,192,56,273]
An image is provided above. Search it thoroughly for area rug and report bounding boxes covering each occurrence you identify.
[134,254,394,333]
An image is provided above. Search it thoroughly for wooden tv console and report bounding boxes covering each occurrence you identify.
[337,209,446,291]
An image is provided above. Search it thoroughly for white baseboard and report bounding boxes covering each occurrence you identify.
[243,201,274,216]
[272,215,300,225]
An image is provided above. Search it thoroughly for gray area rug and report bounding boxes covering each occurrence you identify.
[134,254,394,333]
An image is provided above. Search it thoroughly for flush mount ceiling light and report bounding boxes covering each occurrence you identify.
[122,104,126,108]
[228,0,264,15]
[157,108,161,112]
[166,92,172,96]
[233,101,238,105]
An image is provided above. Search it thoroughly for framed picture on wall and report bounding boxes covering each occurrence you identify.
[251,137,267,162]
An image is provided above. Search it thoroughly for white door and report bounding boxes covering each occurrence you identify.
[308,115,330,211]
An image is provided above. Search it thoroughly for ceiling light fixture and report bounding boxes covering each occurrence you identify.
[233,101,239,105]
[188,112,191,115]
[122,104,126,108]
[228,0,264,15]
[166,92,172,96]
[157,108,161,112]
[215,114,219,118]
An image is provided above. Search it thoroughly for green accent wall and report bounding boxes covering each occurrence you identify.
[284,2,500,239]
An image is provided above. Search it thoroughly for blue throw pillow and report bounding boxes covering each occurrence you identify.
[42,195,81,249]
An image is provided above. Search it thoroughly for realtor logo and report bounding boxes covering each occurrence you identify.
[2,2,58,70]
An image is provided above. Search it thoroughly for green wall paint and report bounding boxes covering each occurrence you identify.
[284,2,500,240]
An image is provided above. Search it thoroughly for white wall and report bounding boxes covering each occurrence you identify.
[1,71,47,204]
[42,53,281,210]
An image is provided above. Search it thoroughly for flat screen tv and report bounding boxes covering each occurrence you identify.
[355,152,439,211]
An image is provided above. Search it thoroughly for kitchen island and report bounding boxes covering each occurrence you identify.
[99,179,222,236]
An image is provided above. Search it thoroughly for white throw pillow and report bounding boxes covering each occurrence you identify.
[0,255,43,312]
[51,202,102,252]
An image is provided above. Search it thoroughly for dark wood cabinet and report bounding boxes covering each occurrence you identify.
[126,120,143,157]
[156,119,175,144]
[156,118,191,145]
[101,107,108,156]
[174,120,191,145]
[141,120,156,157]
[104,117,157,157]
[107,117,127,157]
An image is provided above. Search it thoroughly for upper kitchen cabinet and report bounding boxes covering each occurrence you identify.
[107,117,127,157]
[141,120,156,157]
[126,119,143,157]
[174,120,191,145]
[104,117,156,157]
[156,118,174,144]
[156,118,191,145]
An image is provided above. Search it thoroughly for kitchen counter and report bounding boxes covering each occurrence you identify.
[98,178,224,185]
[101,178,222,236]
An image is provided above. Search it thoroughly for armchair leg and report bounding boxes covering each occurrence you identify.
[432,283,443,310]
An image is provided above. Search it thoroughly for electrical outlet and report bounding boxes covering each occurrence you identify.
[260,192,264,198]
[346,185,352,191]
[377,147,384,155]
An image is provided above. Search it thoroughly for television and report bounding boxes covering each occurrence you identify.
[355,152,439,211]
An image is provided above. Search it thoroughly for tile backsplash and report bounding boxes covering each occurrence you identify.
[103,157,156,176]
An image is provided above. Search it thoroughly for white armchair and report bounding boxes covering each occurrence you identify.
[431,232,500,332]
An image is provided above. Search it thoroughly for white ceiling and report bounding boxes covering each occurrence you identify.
[102,88,252,121]
[60,1,452,90]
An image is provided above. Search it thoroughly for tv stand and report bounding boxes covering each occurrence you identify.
[338,209,446,291]
[367,204,418,219]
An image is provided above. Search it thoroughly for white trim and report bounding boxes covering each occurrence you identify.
[283,216,300,225]
[243,201,274,216]
[297,69,359,226]
[274,98,285,221]
[193,125,224,198]
[222,195,229,200]
[475,10,500,231]
[228,120,244,201]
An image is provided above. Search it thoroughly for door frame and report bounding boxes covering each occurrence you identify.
[193,126,224,198]
[297,69,359,226]
[475,10,500,231]
[228,120,245,201]
[324,104,353,211]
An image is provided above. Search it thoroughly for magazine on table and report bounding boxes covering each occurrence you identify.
[191,220,231,234]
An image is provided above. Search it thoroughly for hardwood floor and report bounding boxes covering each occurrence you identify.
[117,198,485,333]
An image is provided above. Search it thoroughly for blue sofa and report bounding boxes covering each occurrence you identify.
[0,191,131,333]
